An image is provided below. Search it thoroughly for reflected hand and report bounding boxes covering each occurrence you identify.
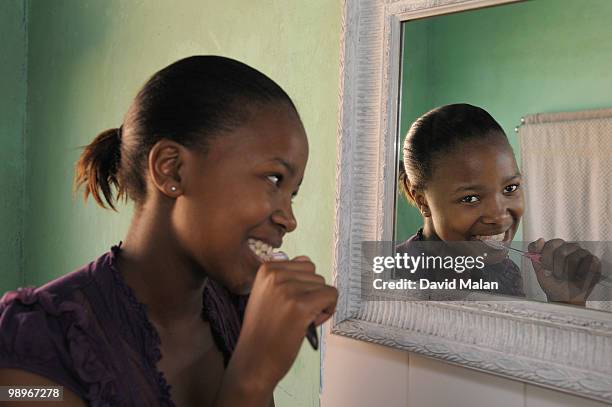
[528,238,601,306]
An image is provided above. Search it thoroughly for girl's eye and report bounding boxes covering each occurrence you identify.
[504,184,520,193]
[266,174,298,201]
[267,174,282,186]
[460,195,480,204]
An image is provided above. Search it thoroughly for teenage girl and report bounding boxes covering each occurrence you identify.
[0,56,338,406]
[397,103,601,305]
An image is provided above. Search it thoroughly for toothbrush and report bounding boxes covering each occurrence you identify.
[479,240,542,264]
[481,240,612,286]
[270,251,319,351]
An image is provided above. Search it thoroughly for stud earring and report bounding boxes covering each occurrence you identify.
[170,186,177,192]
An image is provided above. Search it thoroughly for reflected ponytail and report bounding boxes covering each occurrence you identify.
[73,127,126,211]
[397,160,414,205]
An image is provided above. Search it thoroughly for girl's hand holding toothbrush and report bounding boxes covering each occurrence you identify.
[222,256,337,406]
[528,238,601,306]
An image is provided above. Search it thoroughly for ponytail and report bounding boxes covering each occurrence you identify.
[397,160,416,206]
[73,127,125,211]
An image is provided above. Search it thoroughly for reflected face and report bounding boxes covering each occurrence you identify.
[419,138,524,244]
[175,104,308,294]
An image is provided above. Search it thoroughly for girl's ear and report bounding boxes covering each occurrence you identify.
[148,139,184,198]
[411,188,431,218]
[399,167,431,217]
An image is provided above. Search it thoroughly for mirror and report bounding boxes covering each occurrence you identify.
[333,0,612,402]
[393,0,612,310]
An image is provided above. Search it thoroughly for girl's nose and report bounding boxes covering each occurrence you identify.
[481,197,509,224]
[271,203,297,233]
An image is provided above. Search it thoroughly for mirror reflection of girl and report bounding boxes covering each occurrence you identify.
[0,56,337,406]
[397,103,601,306]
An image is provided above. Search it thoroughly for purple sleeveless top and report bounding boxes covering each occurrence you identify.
[0,244,246,406]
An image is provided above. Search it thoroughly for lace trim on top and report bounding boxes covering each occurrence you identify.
[107,243,175,407]
[202,280,248,366]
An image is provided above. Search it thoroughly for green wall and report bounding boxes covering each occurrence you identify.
[0,0,27,294]
[4,1,341,405]
[397,0,612,243]
[396,18,432,242]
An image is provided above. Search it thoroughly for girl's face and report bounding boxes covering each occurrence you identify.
[175,104,308,294]
[418,138,524,243]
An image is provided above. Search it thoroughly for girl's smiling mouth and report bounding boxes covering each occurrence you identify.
[471,228,513,245]
[470,229,514,263]
[248,238,281,262]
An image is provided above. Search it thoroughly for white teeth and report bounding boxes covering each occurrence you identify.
[475,232,506,242]
[248,238,274,262]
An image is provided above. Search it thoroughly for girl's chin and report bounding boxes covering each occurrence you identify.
[226,274,255,296]
[220,258,259,296]
[232,283,253,296]
[482,249,509,265]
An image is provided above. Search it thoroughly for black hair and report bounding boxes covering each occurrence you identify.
[399,103,508,205]
[74,55,300,210]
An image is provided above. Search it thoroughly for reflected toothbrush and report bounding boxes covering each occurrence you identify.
[481,240,612,286]
[479,239,542,264]
[270,251,319,351]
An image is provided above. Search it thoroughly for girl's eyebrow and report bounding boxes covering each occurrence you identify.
[267,157,296,177]
[453,184,482,193]
[452,172,522,194]
[503,172,522,183]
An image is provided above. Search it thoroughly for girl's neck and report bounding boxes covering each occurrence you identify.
[117,203,207,329]
[422,221,442,241]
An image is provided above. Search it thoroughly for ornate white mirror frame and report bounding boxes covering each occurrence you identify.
[331,0,612,402]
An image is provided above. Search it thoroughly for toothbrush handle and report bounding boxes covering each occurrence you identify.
[306,323,319,350]
[506,246,542,264]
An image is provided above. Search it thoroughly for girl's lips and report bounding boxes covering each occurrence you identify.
[471,228,512,245]
[247,238,282,263]
[468,230,513,264]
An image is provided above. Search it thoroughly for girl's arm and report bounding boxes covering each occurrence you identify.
[214,361,274,406]
[0,368,86,407]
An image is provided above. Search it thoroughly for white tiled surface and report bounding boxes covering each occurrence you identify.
[525,384,611,407]
[321,333,611,407]
[407,354,523,407]
[320,331,409,407]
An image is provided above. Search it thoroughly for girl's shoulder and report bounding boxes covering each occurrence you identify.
[395,231,422,253]
[0,247,122,404]
[0,246,118,327]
